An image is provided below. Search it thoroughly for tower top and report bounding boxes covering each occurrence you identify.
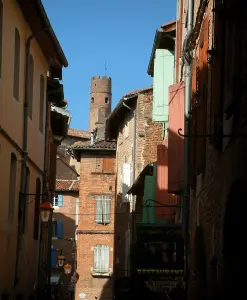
[91,76,111,81]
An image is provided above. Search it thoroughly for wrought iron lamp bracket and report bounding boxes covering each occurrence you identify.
[178,128,247,138]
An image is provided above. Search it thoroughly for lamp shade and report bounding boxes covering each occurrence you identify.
[64,263,72,275]
[57,255,65,267]
[40,202,53,223]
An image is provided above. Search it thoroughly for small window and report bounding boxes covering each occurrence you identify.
[95,195,111,224]
[93,245,110,273]
[91,97,94,103]
[33,178,41,240]
[39,75,45,133]
[105,97,108,104]
[8,153,17,220]
[53,194,63,207]
[0,1,3,77]
[28,54,34,119]
[13,28,20,100]
[52,220,63,238]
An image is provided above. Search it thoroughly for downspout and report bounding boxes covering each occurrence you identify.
[13,34,33,299]
[182,0,194,296]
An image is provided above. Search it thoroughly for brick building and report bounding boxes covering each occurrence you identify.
[50,129,90,297]
[174,0,247,298]
[105,87,163,282]
[71,76,116,300]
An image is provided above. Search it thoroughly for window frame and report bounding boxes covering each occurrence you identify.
[93,244,110,274]
[95,195,111,224]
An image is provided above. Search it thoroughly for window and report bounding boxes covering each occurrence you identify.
[103,158,114,173]
[53,195,63,207]
[91,97,94,103]
[8,153,17,220]
[28,54,34,119]
[105,97,108,104]
[21,167,30,233]
[52,220,63,238]
[39,75,45,133]
[93,245,110,273]
[51,248,57,268]
[0,1,3,77]
[95,195,111,224]
[33,178,41,240]
[13,28,20,100]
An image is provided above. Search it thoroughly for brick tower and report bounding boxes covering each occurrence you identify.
[89,76,112,137]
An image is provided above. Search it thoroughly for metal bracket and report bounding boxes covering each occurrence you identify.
[144,199,180,208]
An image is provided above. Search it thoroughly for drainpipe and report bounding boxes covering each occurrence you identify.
[182,0,194,297]
[13,34,34,299]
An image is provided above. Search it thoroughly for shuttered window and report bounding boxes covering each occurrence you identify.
[33,178,41,240]
[13,28,20,100]
[57,220,63,238]
[51,248,57,268]
[0,1,3,77]
[153,49,174,122]
[39,75,45,133]
[93,245,110,273]
[95,195,111,224]
[57,195,63,207]
[122,163,130,203]
[28,54,34,119]
[103,158,114,173]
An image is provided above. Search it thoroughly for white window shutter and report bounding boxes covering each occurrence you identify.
[102,196,110,224]
[95,197,102,223]
[122,163,130,203]
[94,245,109,273]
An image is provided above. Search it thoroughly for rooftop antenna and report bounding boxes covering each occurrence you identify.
[104,62,107,76]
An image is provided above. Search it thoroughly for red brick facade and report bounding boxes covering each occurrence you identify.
[76,152,116,300]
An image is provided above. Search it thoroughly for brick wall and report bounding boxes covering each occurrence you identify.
[114,89,163,279]
[185,0,247,298]
[76,152,116,300]
[52,193,78,296]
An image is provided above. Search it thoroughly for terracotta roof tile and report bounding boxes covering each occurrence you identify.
[124,86,153,98]
[68,128,90,139]
[71,139,116,150]
[56,180,79,192]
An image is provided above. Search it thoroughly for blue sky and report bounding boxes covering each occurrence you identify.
[43,0,176,130]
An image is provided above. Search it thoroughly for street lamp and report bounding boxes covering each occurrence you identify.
[40,201,53,223]
[57,255,65,267]
[64,263,72,275]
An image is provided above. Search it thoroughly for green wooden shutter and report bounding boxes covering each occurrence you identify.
[153,49,175,122]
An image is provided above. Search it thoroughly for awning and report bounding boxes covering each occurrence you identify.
[127,163,154,196]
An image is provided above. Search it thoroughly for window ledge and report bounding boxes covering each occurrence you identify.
[91,270,112,278]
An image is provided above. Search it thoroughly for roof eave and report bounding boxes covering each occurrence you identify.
[147,30,176,77]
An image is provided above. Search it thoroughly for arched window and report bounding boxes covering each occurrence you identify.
[13,28,20,100]
[8,153,17,220]
[0,1,3,77]
[22,167,30,233]
[33,178,41,240]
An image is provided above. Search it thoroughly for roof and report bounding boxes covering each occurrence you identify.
[72,140,116,150]
[56,179,79,192]
[68,128,90,139]
[105,86,153,140]
[17,0,68,71]
[147,20,176,76]
[128,163,154,196]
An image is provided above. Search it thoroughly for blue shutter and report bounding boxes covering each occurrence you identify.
[57,220,63,238]
[51,248,57,268]
[58,195,63,207]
